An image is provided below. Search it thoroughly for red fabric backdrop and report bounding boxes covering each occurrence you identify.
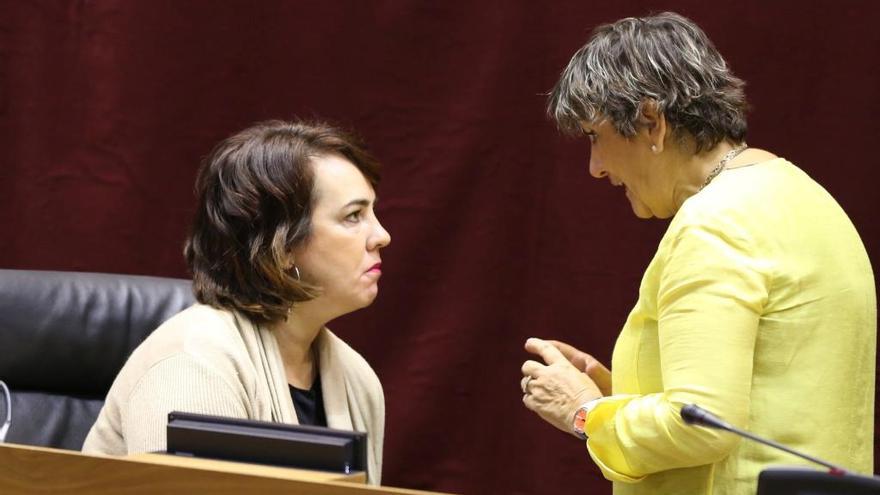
[2,2,878,494]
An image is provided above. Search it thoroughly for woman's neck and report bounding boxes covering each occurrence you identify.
[669,140,743,212]
[270,303,327,389]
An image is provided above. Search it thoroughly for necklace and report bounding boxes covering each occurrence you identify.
[699,143,748,191]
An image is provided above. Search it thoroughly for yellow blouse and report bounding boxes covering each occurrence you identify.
[585,159,876,495]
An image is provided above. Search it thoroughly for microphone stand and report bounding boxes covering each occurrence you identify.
[680,404,847,476]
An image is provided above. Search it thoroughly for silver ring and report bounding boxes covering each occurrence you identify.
[521,376,533,394]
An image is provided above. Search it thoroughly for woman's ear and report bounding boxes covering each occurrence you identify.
[639,100,668,154]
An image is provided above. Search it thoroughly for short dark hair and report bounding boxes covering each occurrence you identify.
[184,120,381,322]
[548,12,748,152]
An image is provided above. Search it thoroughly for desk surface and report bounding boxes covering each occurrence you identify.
[0,443,453,494]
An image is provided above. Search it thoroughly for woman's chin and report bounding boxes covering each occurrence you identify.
[317,286,380,318]
[355,286,380,308]
[626,191,654,218]
[629,202,655,219]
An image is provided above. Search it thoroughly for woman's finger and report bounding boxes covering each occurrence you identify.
[584,360,612,395]
[520,359,544,377]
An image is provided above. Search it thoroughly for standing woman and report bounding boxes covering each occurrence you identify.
[521,12,875,495]
[84,120,391,484]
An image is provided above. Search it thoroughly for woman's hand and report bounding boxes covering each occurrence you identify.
[546,339,612,396]
[521,338,603,437]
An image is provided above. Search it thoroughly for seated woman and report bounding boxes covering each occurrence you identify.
[83,120,391,484]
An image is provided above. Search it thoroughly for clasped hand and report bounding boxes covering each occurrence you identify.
[521,338,610,437]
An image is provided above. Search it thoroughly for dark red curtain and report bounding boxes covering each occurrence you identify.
[2,2,878,494]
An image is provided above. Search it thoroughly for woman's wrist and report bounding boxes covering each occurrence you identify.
[571,397,602,440]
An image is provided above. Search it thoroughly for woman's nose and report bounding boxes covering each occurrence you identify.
[370,220,391,250]
[589,153,607,178]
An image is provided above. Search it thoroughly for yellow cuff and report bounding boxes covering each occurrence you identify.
[585,395,647,483]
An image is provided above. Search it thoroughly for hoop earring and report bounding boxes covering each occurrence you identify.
[293,266,301,281]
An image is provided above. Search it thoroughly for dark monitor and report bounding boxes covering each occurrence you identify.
[757,467,880,495]
[166,411,367,474]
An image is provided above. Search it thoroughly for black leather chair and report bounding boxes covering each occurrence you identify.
[0,269,194,450]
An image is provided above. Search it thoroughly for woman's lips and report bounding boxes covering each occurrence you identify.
[367,263,382,274]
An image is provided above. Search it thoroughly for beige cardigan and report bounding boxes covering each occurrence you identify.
[82,304,385,484]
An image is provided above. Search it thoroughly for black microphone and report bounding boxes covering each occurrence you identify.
[0,379,10,443]
[680,404,848,476]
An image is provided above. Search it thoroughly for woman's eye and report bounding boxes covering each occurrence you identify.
[580,128,597,143]
[345,211,362,223]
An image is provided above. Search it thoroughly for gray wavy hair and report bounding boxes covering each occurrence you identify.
[548,12,747,152]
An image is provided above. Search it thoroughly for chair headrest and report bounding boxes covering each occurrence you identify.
[0,269,194,396]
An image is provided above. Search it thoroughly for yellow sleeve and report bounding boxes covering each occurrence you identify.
[586,220,770,482]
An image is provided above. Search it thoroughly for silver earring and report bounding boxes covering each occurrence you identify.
[293,266,300,280]
[651,144,658,153]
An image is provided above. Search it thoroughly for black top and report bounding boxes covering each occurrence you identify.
[288,373,327,427]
